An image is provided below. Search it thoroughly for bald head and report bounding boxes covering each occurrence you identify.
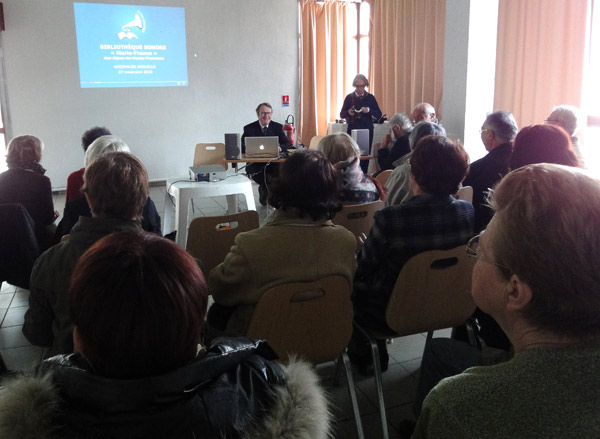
[412,103,436,123]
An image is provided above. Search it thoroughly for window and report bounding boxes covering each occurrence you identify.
[346,0,370,86]
[583,0,600,175]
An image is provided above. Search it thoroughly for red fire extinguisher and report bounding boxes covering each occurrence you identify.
[283,114,295,145]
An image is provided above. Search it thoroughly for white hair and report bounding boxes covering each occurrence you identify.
[84,135,130,168]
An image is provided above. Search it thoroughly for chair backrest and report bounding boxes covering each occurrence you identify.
[186,211,259,274]
[375,169,393,186]
[385,246,476,336]
[0,204,40,289]
[455,185,473,203]
[247,275,353,365]
[308,135,324,149]
[193,143,227,169]
[333,200,384,242]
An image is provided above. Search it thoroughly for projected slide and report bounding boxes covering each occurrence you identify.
[73,2,188,88]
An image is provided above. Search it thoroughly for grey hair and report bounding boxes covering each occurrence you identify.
[409,121,446,150]
[317,132,361,163]
[84,135,130,168]
[484,111,519,143]
[255,102,273,115]
[389,113,413,131]
[546,105,580,136]
[352,74,369,87]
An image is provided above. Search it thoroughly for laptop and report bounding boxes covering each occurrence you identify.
[245,136,280,158]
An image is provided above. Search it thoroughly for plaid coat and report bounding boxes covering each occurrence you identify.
[353,194,474,331]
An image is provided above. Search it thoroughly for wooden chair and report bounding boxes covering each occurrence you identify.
[308,135,324,149]
[191,143,228,213]
[355,246,476,439]
[193,142,227,169]
[455,185,473,203]
[247,275,364,439]
[333,200,384,244]
[374,169,393,186]
[186,211,259,275]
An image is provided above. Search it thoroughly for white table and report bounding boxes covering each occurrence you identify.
[163,175,257,247]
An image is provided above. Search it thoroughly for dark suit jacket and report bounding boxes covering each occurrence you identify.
[377,132,411,171]
[241,120,290,153]
[463,142,513,232]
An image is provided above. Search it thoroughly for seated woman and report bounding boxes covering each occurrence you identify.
[207,149,357,339]
[65,126,111,203]
[351,136,474,374]
[385,121,447,206]
[0,135,58,251]
[56,135,161,240]
[509,123,581,170]
[413,164,600,438]
[317,132,385,204]
[0,232,330,438]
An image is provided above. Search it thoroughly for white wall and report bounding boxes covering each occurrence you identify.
[442,0,498,162]
[1,0,298,187]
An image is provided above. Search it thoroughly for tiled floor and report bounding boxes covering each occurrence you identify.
[0,175,452,439]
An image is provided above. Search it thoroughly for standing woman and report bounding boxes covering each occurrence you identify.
[340,74,382,172]
[0,135,58,250]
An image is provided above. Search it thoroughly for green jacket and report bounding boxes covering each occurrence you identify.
[413,338,600,439]
[23,216,142,356]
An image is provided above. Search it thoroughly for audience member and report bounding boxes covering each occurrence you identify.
[412,102,437,124]
[376,112,413,171]
[545,104,584,164]
[1,232,330,438]
[413,164,600,438]
[385,121,447,206]
[0,135,58,251]
[65,126,111,202]
[510,124,580,170]
[242,102,292,205]
[207,150,357,340]
[317,132,385,203]
[340,74,382,173]
[350,136,474,374]
[55,135,161,239]
[23,152,148,356]
[464,111,518,233]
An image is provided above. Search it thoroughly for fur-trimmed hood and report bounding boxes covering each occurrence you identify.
[0,339,330,439]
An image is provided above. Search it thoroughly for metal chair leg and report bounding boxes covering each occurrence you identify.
[333,354,343,387]
[341,352,365,439]
[355,324,389,439]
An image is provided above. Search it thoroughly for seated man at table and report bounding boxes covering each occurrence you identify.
[23,152,147,356]
[413,164,600,438]
[241,102,292,205]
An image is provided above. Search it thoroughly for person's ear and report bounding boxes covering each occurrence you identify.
[73,326,84,354]
[506,274,533,312]
[84,192,93,210]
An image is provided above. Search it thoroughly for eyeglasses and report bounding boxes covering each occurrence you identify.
[259,112,272,116]
[479,128,490,134]
[466,234,511,272]
[355,84,366,88]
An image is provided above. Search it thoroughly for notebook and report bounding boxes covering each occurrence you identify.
[245,136,280,158]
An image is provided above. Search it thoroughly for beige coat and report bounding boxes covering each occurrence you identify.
[209,209,357,336]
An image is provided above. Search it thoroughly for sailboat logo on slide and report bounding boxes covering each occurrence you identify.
[118,12,146,40]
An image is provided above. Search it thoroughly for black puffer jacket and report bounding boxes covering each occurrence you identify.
[0,337,331,439]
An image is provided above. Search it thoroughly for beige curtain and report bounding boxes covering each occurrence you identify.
[494,0,589,129]
[299,0,348,144]
[368,0,446,119]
